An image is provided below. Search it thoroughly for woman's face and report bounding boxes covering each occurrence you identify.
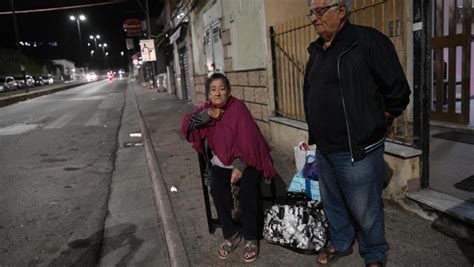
[208,79,230,108]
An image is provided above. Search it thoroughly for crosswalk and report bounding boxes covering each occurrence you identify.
[0,111,111,136]
[43,114,77,129]
[0,93,124,135]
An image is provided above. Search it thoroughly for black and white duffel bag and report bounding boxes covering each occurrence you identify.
[263,192,329,254]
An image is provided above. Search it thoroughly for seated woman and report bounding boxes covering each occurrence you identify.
[181,73,276,263]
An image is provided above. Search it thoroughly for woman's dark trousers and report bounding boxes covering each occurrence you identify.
[210,166,261,241]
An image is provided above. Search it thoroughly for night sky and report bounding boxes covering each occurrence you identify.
[0,0,163,69]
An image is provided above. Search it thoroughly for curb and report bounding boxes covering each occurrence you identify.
[130,82,190,267]
[0,82,90,107]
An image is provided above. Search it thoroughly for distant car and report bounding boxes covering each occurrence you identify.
[14,76,26,89]
[34,76,45,86]
[86,72,98,82]
[107,71,115,80]
[24,75,35,87]
[0,76,17,91]
[44,75,54,85]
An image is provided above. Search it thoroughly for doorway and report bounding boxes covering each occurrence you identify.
[431,0,472,125]
[429,0,474,202]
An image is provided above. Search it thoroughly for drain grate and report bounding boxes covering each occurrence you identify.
[454,175,474,192]
[122,141,144,148]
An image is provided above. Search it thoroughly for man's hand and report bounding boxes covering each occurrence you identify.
[231,167,242,184]
[384,111,393,129]
[208,108,225,120]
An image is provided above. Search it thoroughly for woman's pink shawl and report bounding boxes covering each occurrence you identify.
[181,96,276,179]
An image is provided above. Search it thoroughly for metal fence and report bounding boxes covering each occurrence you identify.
[270,0,412,142]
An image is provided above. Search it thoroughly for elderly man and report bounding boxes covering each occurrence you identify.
[303,0,411,266]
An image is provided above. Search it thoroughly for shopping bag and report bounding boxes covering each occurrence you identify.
[263,192,328,254]
[288,174,320,201]
[288,154,320,200]
[293,141,316,172]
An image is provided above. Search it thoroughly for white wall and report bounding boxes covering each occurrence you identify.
[190,0,223,75]
[190,10,207,75]
[222,0,267,70]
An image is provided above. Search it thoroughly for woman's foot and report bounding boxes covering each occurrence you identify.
[242,240,259,263]
[317,245,353,265]
[218,232,241,260]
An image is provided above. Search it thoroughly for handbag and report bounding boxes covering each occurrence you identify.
[263,192,328,254]
[288,155,320,201]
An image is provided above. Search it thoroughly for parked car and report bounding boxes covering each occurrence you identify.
[34,76,45,86]
[15,76,26,89]
[44,75,54,85]
[24,75,35,87]
[0,76,17,91]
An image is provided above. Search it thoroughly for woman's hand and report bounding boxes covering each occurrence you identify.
[208,108,225,120]
[231,167,242,184]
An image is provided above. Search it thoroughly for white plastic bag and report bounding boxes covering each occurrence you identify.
[293,141,316,172]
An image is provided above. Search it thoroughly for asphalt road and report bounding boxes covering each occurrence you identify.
[0,79,127,265]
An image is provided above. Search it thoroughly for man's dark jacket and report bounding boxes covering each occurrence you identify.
[303,22,411,162]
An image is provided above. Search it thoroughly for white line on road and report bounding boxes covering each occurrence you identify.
[85,112,107,127]
[44,114,76,129]
[0,123,39,136]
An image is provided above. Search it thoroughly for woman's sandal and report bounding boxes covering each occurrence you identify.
[316,246,353,266]
[242,240,259,263]
[218,232,241,260]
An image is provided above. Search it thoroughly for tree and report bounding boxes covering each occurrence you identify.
[0,49,42,76]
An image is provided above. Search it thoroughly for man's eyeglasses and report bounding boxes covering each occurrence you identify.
[307,3,339,18]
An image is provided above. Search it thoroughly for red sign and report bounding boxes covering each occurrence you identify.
[123,19,142,31]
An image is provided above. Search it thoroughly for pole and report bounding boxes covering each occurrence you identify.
[413,0,432,188]
[76,19,84,69]
[145,0,156,88]
[9,0,27,92]
[93,38,98,69]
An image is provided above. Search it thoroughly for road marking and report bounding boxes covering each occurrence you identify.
[0,123,39,136]
[44,114,76,129]
[31,115,49,124]
[85,112,107,127]
[99,94,123,109]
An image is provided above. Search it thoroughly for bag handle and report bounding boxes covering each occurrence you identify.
[299,142,310,151]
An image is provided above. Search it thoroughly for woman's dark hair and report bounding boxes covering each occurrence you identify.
[205,72,231,95]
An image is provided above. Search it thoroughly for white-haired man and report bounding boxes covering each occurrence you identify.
[303,0,411,266]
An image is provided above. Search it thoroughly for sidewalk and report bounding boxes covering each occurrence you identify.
[132,80,470,266]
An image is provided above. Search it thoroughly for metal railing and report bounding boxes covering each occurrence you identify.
[270,0,412,142]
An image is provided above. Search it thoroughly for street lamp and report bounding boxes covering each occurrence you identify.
[70,14,86,68]
[98,43,107,55]
[89,34,100,50]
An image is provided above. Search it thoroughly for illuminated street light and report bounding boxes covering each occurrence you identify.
[120,51,124,56]
[69,14,86,67]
